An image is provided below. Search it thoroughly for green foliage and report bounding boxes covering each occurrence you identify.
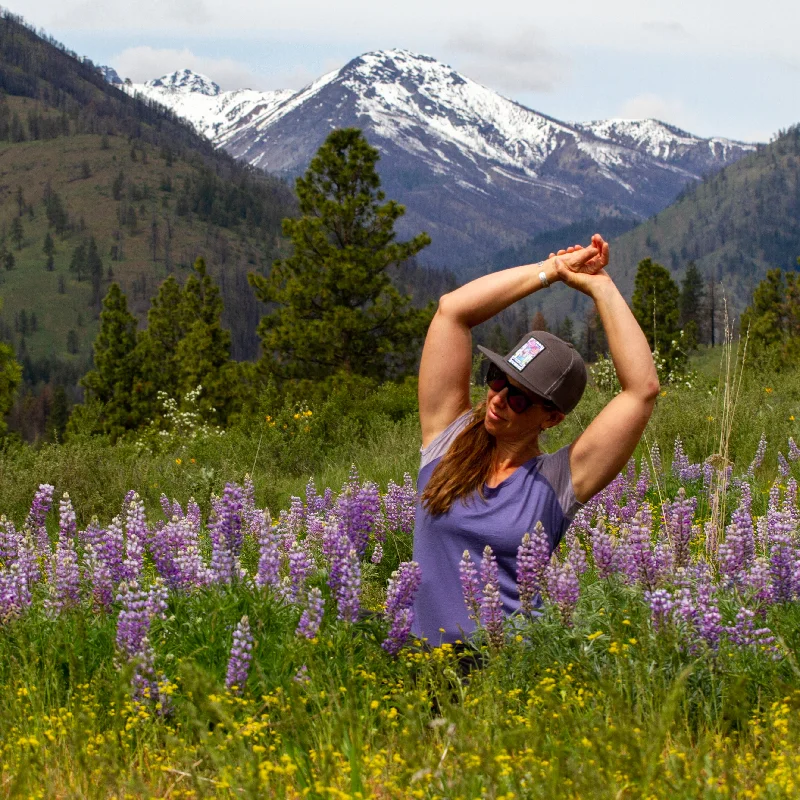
[250,128,434,382]
[632,258,684,372]
[78,283,139,440]
[679,261,705,349]
[741,266,800,369]
[0,300,22,436]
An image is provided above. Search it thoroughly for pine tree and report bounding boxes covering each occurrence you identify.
[679,262,705,348]
[10,217,23,250]
[631,258,682,371]
[80,283,140,439]
[132,275,185,420]
[87,237,104,308]
[531,311,549,331]
[43,231,55,271]
[557,315,575,345]
[174,258,237,424]
[249,128,433,382]
[740,266,800,368]
[0,298,22,437]
[69,241,87,281]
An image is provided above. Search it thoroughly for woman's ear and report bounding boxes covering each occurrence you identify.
[543,411,566,430]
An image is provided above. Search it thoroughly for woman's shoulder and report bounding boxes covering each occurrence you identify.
[419,410,472,469]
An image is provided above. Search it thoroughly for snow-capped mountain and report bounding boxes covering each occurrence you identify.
[130,69,294,141]
[116,51,756,268]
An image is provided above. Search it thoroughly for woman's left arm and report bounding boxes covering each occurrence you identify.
[563,269,660,503]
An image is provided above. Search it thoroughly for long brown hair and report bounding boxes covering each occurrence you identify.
[421,403,495,516]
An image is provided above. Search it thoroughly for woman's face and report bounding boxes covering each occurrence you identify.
[484,374,563,441]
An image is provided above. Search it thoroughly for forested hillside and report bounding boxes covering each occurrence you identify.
[0,11,296,427]
[610,126,800,309]
[507,127,800,338]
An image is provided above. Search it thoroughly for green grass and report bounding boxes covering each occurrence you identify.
[2,356,800,797]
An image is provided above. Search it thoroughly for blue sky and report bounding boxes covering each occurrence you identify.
[11,0,799,143]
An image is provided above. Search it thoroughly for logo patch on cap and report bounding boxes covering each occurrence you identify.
[508,337,545,371]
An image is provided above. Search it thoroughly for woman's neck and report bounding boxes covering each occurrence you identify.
[488,437,541,485]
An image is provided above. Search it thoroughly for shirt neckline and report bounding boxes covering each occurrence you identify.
[484,453,543,493]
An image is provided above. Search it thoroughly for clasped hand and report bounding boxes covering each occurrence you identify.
[548,233,610,295]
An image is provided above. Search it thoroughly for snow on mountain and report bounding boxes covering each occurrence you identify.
[105,51,757,268]
[125,70,294,141]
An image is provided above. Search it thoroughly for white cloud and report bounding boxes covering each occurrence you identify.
[112,46,263,89]
[617,93,689,126]
[446,28,569,93]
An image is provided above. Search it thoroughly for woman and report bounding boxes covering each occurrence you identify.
[412,234,660,645]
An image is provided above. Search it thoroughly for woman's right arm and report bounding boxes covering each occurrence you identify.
[418,244,605,447]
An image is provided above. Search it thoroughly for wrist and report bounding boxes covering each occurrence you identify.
[536,258,561,287]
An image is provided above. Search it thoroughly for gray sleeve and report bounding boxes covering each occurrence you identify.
[420,411,472,469]
[538,444,583,520]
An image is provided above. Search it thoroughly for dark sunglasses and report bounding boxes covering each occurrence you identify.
[485,363,541,414]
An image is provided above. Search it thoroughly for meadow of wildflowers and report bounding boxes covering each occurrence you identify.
[3,369,800,797]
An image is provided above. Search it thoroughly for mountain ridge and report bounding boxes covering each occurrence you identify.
[116,50,756,270]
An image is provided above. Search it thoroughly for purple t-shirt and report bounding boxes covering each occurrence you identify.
[411,411,582,645]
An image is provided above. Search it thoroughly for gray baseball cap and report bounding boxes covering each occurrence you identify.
[478,331,587,414]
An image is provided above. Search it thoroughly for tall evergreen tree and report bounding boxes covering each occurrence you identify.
[679,262,705,349]
[740,266,800,367]
[0,299,22,437]
[631,258,682,370]
[87,236,104,308]
[43,231,55,271]
[249,128,433,382]
[132,275,185,419]
[80,283,140,439]
[174,258,236,424]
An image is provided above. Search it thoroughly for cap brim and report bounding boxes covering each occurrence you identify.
[477,345,553,403]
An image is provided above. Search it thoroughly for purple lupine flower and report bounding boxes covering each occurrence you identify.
[296,587,325,639]
[345,464,360,493]
[600,473,626,525]
[186,499,202,535]
[778,453,791,479]
[121,493,148,583]
[479,546,504,649]
[382,561,422,655]
[566,529,588,576]
[294,664,310,684]
[46,527,81,615]
[287,540,314,604]
[591,524,616,580]
[653,540,674,584]
[129,636,171,714]
[371,543,384,564]
[323,521,348,585]
[0,564,32,620]
[628,509,658,590]
[335,482,381,559]
[634,460,651,503]
[767,482,783,540]
[221,483,244,556]
[305,478,326,517]
[25,483,54,555]
[103,516,126,585]
[305,514,326,547]
[719,497,756,584]
[789,437,800,462]
[662,488,697,569]
[255,511,282,590]
[783,479,799,533]
[115,581,153,658]
[384,476,417,538]
[671,585,697,630]
[159,494,173,520]
[612,530,635,580]
[645,589,674,632]
[747,433,767,478]
[225,616,253,694]
[243,474,256,513]
[0,517,18,565]
[672,438,690,478]
[516,521,551,612]
[208,498,235,585]
[649,442,662,477]
[323,487,334,510]
[769,530,796,603]
[695,570,723,650]
[58,493,77,541]
[459,550,481,623]
[744,557,774,606]
[334,546,361,623]
[86,544,114,611]
[725,608,779,658]
[545,559,580,626]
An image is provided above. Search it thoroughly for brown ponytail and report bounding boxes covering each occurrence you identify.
[421,402,496,516]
